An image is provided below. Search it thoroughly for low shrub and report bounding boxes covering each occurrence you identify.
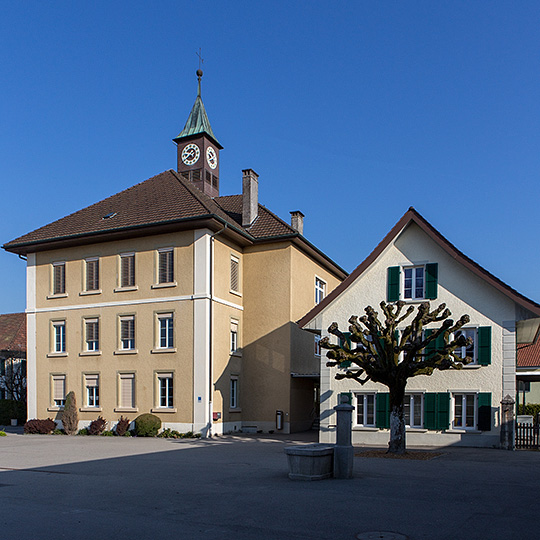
[114,416,130,437]
[518,404,540,419]
[24,419,56,434]
[0,431,6,436]
[88,416,107,436]
[0,399,26,425]
[52,429,66,435]
[101,430,114,437]
[123,431,132,437]
[134,413,161,437]
[78,428,89,436]
[158,428,201,439]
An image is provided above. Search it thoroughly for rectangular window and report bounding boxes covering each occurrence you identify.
[453,393,476,429]
[120,254,135,287]
[53,262,66,295]
[52,374,66,407]
[119,373,135,409]
[403,266,424,300]
[314,334,321,356]
[356,393,376,427]
[53,321,66,353]
[158,249,174,284]
[315,277,326,304]
[404,394,423,428]
[85,319,99,352]
[158,373,174,408]
[230,320,238,353]
[388,264,438,302]
[120,316,135,350]
[454,328,477,364]
[85,374,99,408]
[230,377,238,409]
[230,256,240,292]
[85,258,100,291]
[158,313,174,349]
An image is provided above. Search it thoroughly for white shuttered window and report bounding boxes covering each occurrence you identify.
[53,375,66,407]
[119,373,135,409]
[120,254,135,287]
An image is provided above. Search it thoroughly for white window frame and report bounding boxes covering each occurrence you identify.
[453,328,478,365]
[403,393,423,428]
[355,393,376,427]
[52,262,66,295]
[53,321,66,353]
[120,316,136,350]
[157,373,174,409]
[85,257,100,292]
[52,374,66,408]
[314,334,321,357]
[402,265,425,300]
[85,374,100,408]
[230,319,239,353]
[230,255,240,294]
[157,313,174,349]
[315,277,326,305]
[157,248,174,284]
[230,376,239,409]
[85,318,99,352]
[452,392,477,430]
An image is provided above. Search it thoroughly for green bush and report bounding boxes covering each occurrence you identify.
[134,413,161,437]
[62,391,78,435]
[78,428,89,436]
[52,429,66,435]
[518,403,540,418]
[101,430,114,437]
[158,428,201,439]
[0,431,6,436]
[0,399,26,425]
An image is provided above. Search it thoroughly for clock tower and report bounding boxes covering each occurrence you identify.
[173,69,223,198]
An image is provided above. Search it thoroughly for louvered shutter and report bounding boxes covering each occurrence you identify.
[158,250,174,283]
[477,327,491,365]
[120,374,134,408]
[477,392,491,431]
[53,263,65,294]
[121,255,135,287]
[230,257,239,292]
[424,393,437,430]
[387,266,400,302]
[376,393,390,429]
[53,375,65,401]
[86,259,99,290]
[436,393,450,430]
[425,263,438,299]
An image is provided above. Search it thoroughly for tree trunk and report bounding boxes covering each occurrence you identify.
[388,383,406,454]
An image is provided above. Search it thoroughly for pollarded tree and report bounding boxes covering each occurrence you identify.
[321,300,474,454]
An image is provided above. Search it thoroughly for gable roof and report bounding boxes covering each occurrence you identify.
[0,313,26,354]
[298,206,540,328]
[2,170,347,279]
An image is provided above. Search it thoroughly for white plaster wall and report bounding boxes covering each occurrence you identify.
[317,222,518,448]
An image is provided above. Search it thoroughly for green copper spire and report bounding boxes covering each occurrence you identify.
[173,69,222,148]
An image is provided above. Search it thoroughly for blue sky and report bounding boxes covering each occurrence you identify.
[1,2,539,313]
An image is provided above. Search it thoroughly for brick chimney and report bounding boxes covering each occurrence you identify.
[290,211,304,235]
[242,169,259,227]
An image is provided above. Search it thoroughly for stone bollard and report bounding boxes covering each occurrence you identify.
[334,402,354,479]
[500,394,515,451]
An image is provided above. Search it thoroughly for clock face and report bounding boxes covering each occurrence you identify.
[181,143,200,166]
[206,146,217,170]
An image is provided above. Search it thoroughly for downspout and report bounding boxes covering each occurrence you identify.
[208,223,228,435]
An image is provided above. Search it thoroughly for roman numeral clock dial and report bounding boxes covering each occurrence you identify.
[181,143,200,165]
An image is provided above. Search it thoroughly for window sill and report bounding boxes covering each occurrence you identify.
[47,352,68,358]
[114,286,138,293]
[79,290,102,296]
[80,407,102,412]
[151,348,177,354]
[445,429,482,434]
[151,282,177,289]
[352,426,379,432]
[114,349,138,355]
[230,351,242,357]
[114,407,139,413]
[47,293,68,299]
[79,351,102,357]
[47,407,63,412]
[462,364,482,369]
[406,428,428,433]
[151,408,177,414]
[229,408,242,413]
[229,290,242,297]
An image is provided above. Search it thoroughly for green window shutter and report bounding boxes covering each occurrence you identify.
[376,393,390,429]
[339,332,352,349]
[424,393,437,430]
[436,393,450,430]
[477,327,492,365]
[477,392,491,431]
[425,263,438,300]
[387,266,400,302]
[424,329,435,359]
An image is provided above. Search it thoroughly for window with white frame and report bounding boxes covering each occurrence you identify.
[52,262,66,295]
[120,316,135,350]
[85,374,99,408]
[403,266,424,300]
[404,393,423,428]
[230,256,240,293]
[53,321,66,353]
[85,318,99,352]
[120,253,135,288]
[85,258,100,291]
[454,328,477,364]
[356,393,376,427]
[230,320,238,353]
[315,277,326,304]
[230,376,239,409]
[158,249,174,284]
[52,374,66,407]
[158,313,174,349]
[453,393,476,429]
[119,373,135,409]
[158,373,174,408]
[314,334,321,356]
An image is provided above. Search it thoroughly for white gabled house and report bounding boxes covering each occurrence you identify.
[299,207,540,448]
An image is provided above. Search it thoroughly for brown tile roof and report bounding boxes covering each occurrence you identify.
[298,207,540,328]
[0,313,26,353]
[518,333,540,368]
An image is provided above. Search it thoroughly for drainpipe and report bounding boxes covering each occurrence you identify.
[208,223,228,436]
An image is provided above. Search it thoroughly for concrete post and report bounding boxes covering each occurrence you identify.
[333,403,354,479]
[500,394,515,451]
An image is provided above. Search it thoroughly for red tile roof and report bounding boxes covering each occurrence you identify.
[0,313,26,353]
[518,333,540,368]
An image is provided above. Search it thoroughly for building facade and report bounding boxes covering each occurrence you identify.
[3,72,346,434]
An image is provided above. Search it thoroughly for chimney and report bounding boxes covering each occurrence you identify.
[242,169,259,227]
[290,211,304,235]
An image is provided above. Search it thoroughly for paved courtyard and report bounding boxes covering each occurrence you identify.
[0,430,539,540]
